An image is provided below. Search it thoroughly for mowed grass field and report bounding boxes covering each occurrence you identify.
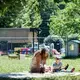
[0,55,80,73]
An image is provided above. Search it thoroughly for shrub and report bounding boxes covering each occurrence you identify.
[44,35,64,47]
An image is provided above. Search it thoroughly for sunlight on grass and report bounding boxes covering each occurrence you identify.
[0,55,80,73]
[0,55,32,73]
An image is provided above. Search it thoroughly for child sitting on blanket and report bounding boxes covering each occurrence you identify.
[52,55,68,72]
[53,55,75,72]
[45,55,75,73]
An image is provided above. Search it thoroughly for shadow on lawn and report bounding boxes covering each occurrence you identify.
[62,55,80,59]
[0,73,31,80]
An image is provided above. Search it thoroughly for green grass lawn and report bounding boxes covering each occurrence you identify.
[0,55,80,73]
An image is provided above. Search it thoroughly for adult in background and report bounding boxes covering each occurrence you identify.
[30,48,48,73]
[52,49,60,55]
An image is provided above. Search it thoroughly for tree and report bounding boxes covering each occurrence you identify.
[49,2,80,36]
[38,0,57,43]
[14,0,41,28]
[68,33,79,41]
[0,0,80,39]
[0,0,27,28]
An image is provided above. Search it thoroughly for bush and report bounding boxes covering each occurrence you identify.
[44,35,64,47]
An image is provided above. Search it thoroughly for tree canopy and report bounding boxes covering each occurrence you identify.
[49,0,80,36]
[0,0,80,42]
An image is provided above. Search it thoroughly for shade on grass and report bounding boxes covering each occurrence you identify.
[0,75,80,80]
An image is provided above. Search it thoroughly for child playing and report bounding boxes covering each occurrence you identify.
[44,55,75,73]
[52,55,75,73]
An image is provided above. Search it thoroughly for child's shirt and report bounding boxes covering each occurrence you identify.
[53,62,62,71]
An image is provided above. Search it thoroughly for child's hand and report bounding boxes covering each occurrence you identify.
[45,66,52,72]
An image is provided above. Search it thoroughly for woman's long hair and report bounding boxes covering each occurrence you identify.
[40,48,46,59]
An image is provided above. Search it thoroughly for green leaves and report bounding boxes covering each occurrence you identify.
[0,0,80,37]
[49,2,80,36]
[0,0,42,28]
[11,0,42,28]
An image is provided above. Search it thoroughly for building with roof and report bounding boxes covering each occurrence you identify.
[65,40,80,57]
[0,28,40,52]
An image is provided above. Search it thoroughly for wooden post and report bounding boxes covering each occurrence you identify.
[33,30,34,53]
[38,30,39,50]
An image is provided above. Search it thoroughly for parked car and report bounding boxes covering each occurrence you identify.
[0,51,4,56]
[0,51,7,56]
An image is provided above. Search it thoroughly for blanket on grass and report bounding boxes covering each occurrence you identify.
[0,72,80,78]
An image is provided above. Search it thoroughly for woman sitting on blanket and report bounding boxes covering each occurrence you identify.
[30,48,48,73]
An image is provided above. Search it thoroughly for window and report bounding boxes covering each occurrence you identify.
[70,44,74,51]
